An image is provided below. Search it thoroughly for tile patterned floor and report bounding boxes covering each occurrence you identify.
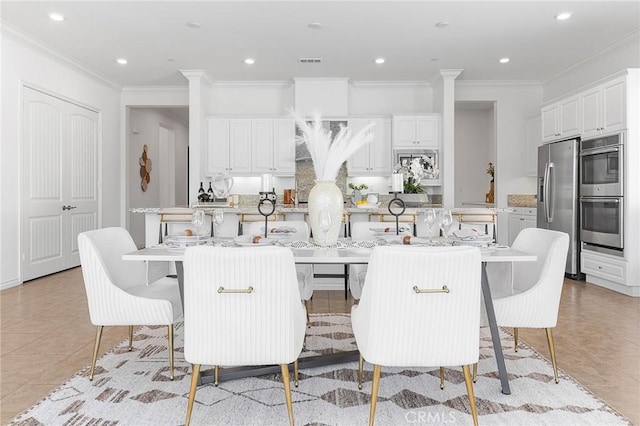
[1,268,638,424]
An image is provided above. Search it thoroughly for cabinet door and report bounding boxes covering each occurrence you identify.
[272,119,295,175]
[251,119,274,173]
[415,116,439,148]
[541,104,559,142]
[369,118,392,174]
[228,119,252,173]
[508,214,523,246]
[207,119,230,174]
[559,96,581,137]
[347,119,372,174]
[581,87,601,138]
[602,78,626,133]
[392,116,417,148]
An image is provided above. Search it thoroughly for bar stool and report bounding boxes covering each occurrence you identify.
[158,208,194,243]
[451,209,498,240]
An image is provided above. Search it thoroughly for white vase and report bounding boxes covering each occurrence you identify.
[308,180,343,246]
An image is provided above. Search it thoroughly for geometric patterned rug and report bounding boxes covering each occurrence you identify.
[9,314,631,425]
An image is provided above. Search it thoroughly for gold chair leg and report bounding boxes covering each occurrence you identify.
[294,359,300,387]
[304,300,311,328]
[472,362,478,383]
[462,365,479,426]
[214,365,220,386]
[514,327,519,352]
[358,354,364,390]
[167,325,174,380]
[439,367,445,389]
[185,364,200,426]
[545,328,560,383]
[369,364,381,426]
[89,326,104,381]
[280,364,295,426]
[128,325,134,351]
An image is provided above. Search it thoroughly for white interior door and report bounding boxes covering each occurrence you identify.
[158,124,176,207]
[21,87,99,281]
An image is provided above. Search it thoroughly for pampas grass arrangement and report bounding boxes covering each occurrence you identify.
[291,110,375,180]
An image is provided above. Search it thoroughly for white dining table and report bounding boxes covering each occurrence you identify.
[123,240,535,395]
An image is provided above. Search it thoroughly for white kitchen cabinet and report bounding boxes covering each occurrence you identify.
[525,116,541,176]
[581,249,626,285]
[580,77,626,139]
[541,96,581,143]
[251,118,295,175]
[347,118,392,175]
[508,207,536,246]
[207,118,252,175]
[392,115,440,149]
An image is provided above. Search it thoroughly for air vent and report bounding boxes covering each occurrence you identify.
[298,58,323,64]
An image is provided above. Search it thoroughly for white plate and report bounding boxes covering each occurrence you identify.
[164,235,211,247]
[233,235,274,246]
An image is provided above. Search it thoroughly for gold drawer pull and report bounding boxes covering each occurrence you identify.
[218,286,254,294]
[413,285,449,294]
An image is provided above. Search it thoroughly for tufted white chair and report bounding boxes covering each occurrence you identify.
[483,227,569,383]
[77,227,182,381]
[248,220,314,324]
[183,245,307,426]
[352,245,482,426]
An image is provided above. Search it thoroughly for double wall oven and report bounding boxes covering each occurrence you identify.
[580,133,624,254]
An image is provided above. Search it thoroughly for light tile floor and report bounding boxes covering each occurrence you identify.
[1,268,639,424]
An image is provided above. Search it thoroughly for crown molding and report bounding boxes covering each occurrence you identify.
[456,80,542,87]
[543,29,640,86]
[179,70,214,86]
[1,20,120,90]
[210,80,292,87]
[122,86,188,93]
[349,80,430,88]
[293,77,350,83]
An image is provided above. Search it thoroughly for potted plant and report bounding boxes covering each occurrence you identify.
[348,183,369,205]
[392,155,439,205]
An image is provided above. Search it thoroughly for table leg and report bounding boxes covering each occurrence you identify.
[344,264,349,300]
[175,261,185,312]
[481,262,511,395]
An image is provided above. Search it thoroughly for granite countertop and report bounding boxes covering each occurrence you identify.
[507,194,537,208]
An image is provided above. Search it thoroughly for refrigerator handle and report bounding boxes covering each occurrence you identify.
[548,162,555,223]
[543,162,550,222]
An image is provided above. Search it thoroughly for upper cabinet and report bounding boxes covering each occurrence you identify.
[392,114,440,149]
[347,118,392,176]
[207,118,295,176]
[541,96,580,143]
[525,115,541,176]
[251,118,295,175]
[580,77,626,139]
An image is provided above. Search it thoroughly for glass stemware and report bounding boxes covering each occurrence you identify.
[191,209,205,236]
[318,210,332,246]
[212,209,224,239]
[439,209,453,244]
[423,208,437,243]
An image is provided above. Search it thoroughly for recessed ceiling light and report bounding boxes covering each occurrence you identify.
[168,58,175,63]
[435,21,449,28]
[49,13,64,21]
[308,22,322,29]
[244,58,255,65]
[555,12,572,20]
[186,22,201,28]
[430,57,439,62]
[499,57,510,64]
[375,58,385,65]
[116,58,128,65]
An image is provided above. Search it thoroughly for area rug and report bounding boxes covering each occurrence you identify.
[10,314,631,425]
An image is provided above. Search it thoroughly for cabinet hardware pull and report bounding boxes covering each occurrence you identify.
[218,286,254,294]
[413,285,449,294]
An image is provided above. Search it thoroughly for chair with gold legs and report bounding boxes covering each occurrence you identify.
[183,246,307,426]
[352,245,482,426]
[479,228,569,384]
[78,227,182,381]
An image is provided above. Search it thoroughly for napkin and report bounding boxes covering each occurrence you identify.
[369,225,412,234]
[379,235,430,245]
[261,226,297,234]
[453,228,492,241]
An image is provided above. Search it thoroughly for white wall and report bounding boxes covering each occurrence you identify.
[128,108,189,247]
[349,82,433,115]
[209,82,294,116]
[455,82,543,243]
[454,106,494,207]
[543,38,640,102]
[1,31,121,288]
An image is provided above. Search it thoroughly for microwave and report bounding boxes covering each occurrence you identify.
[395,149,438,172]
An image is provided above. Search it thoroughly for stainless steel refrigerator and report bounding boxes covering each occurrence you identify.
[537,138,581,278]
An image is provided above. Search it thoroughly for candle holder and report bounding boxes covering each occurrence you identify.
[258,188,276,238]
[387,192,406,236]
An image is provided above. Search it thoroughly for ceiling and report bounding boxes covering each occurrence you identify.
[2,1,639,88]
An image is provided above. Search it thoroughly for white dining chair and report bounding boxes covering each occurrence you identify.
[248,220,314,325]
[183,245,307,426]
[482,227,569,383]
[352,245,482,426]
[77,227,182,381]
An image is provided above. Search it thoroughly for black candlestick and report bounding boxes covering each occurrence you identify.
[258,188,277,238]
[387,192,406,236]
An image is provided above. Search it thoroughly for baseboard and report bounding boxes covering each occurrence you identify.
[586,275,640,297]
[1,278,22,291]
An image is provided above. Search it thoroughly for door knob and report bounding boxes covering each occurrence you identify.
[62,205,77,211]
